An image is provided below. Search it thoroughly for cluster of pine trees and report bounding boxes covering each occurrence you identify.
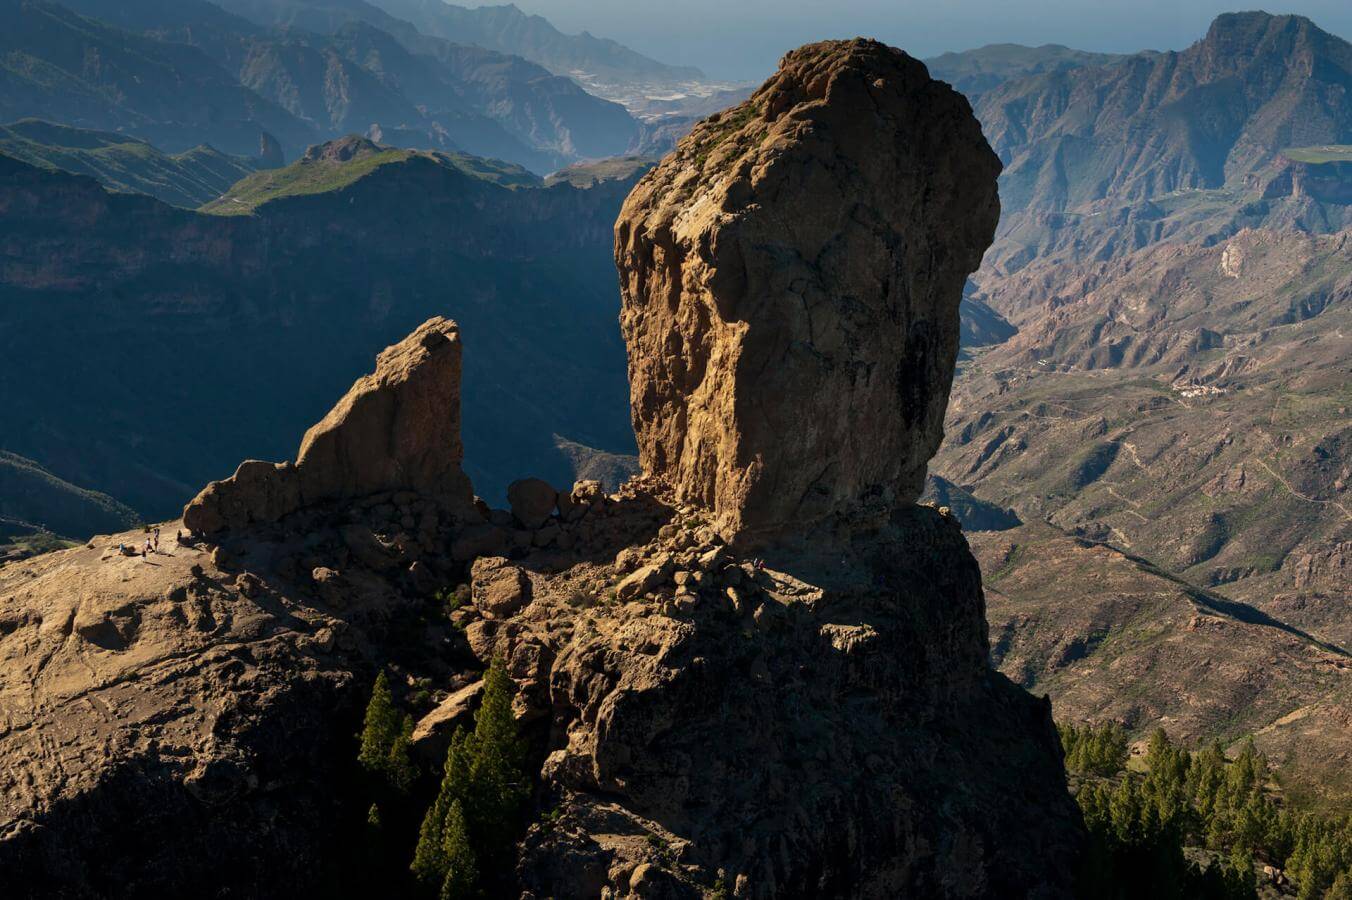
[1059,722,1129,776]
[1065,724,1352,899]
[357,657,529,899]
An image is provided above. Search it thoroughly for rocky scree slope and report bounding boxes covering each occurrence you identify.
[0,39,1083,898]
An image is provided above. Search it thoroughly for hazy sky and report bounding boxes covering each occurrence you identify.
[506,0,1352,81]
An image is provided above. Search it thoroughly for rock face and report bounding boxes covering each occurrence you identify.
[465,41,1079,897]
[183,318,474,533]
[616,39,1000,541]
[485,497,1084,899]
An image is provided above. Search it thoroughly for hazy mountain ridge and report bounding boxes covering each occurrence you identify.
[923,42,1128,103]
[971,12,1352,278]
[979,13,1352,208]
[37,0,642,171]
[204,0,641,162]
[0,0,314,157]
[367,0,704,83]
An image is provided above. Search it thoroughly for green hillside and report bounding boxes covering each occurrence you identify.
[0,119,258,207]
[202,137,538,214]
[1282,145,1352,164]
[0,451,139,539]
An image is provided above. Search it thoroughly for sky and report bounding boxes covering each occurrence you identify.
[506,0,1352,81]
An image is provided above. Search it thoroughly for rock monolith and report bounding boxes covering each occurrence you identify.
[616,39,1001,541]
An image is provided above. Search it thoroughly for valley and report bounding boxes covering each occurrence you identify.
[929,12,1352,812]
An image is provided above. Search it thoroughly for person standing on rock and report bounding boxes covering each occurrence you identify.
[153,527,160,552]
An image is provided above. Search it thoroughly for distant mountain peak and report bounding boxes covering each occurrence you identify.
[302,134,385,163]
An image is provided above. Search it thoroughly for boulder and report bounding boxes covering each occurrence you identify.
[471,557,532,619]
[340,525,396,572]
[507,478,558,529]
[410,680,484,751]
[451,524,509,562]
[615,39,1000,541]
[183,318,474,534]
[615,562,668,601]
[295,318,473,512]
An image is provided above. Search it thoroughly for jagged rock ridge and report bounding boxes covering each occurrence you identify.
[616,39,1000,542]
[184,317,474,533]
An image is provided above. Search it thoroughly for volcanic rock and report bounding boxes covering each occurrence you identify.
[507,477,559,529]
[0,39,1086,900]
[615,39,1000,542]
[491,500,1084,898]
[183,318,474,534]
[472,556,533,619]
[482,41,1081,897]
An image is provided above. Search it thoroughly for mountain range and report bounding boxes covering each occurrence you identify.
[924,11,1352,803]
[365,0,705,85]
[3,0,669,171]
[923,42,1128,103]
[972,11,1352,276]
[0,118,260,206]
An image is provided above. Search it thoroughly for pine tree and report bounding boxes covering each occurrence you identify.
[438,800,479,900]
[1327,871,1352,900]
[411,655,528,895]
[387,713,418,794]
[360,671,403,776]
[413,728,474,887]
[464,655,528,872]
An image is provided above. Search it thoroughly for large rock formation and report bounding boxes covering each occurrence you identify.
[616,39,1000,542]
[483,491,1084,898]
[0,39,1084,900]
[183,317,474,533]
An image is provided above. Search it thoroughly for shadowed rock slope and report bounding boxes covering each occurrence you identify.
[0,40,1083,899]
[0,119,260,208]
